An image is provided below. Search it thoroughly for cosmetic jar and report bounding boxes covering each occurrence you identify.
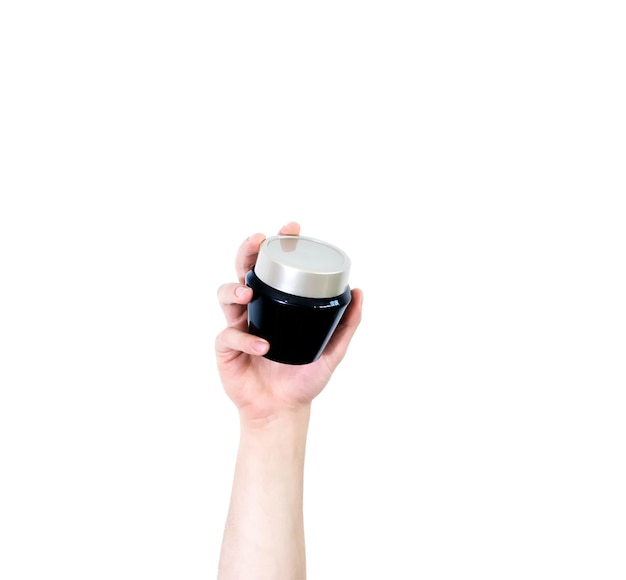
[246,235,352,365]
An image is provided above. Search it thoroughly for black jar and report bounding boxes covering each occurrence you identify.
[246,235,352,365]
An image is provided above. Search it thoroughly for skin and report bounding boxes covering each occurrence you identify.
[215,222,363,580]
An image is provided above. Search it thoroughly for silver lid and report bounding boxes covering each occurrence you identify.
[254,235,351,299]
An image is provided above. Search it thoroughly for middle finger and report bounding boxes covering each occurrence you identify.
[217,282,253,329]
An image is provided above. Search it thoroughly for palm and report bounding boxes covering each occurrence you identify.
[218,353,333,414]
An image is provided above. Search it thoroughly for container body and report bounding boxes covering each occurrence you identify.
[246,269,351,365]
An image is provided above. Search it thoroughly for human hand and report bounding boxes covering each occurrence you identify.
[215,222,363,422]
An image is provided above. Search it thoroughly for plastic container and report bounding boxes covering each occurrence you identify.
[245,235,352,364]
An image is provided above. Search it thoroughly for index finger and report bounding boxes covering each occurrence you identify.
[235,233,266,284]
[235,222,301,283]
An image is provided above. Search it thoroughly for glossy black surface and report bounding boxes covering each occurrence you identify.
[246,269,351,365]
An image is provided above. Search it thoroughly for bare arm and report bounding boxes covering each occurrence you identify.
[218,408,310,579]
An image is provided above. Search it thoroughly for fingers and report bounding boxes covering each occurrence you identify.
[235,233,266,285]
[278,221,301,236]
[219,222,302,359]
[215,326,269,359]
[235,222,301,283]
[321,288,364,368]
[217,282,254,329]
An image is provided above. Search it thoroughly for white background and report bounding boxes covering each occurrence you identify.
[1,2,625,579]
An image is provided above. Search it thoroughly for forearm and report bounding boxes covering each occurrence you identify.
[218,405,311,580]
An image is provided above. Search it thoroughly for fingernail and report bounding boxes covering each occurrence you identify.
[253,340,269,353]
[235,286,249,297]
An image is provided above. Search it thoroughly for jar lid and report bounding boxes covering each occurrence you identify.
[254,235,351,299]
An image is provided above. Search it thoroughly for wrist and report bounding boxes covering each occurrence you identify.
[237,405,310,477]
[238,406,311,460]
[239,403,311,434]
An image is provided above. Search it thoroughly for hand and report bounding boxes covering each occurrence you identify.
[215,222,363,422]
